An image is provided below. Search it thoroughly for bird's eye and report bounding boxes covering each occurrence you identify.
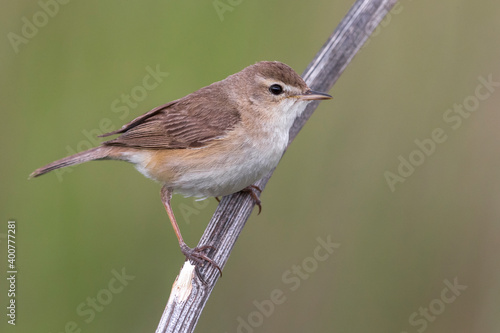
[269,84,284,95]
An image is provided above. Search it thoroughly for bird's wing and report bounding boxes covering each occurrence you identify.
[100,86,241,149]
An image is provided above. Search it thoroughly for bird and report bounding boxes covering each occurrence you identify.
[30,61,332,274]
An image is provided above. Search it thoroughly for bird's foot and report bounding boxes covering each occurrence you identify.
[180,244,222,283]
[241,185,262,214]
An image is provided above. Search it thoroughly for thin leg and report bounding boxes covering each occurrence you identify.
[160,185,222,277]
[161,186,185,245]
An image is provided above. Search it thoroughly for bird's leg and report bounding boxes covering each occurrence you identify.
[160,185,222,279]
[240,185,263,214]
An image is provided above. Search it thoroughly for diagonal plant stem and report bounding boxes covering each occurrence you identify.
[155,0,399,332]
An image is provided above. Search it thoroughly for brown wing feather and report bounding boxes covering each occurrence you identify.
[99,100,179,138]
[101,83,241,149]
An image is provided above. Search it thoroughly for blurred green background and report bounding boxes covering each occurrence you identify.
[1,0,500,332]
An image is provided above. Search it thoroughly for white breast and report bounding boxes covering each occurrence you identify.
[172,99,308,198]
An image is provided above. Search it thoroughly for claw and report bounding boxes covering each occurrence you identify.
[180,244,222,283]
[241,185,262,214]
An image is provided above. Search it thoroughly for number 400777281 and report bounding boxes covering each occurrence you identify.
[7,220,16,270]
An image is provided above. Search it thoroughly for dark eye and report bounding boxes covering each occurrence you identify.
[269,84,283,95]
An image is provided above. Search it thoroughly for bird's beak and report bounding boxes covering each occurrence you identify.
[296,90,332,101]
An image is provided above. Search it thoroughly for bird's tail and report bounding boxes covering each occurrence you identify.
[30,147,111,178]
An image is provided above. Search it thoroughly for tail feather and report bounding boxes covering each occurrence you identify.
[30,147,111,178]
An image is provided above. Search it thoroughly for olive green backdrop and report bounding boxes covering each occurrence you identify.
[1,1,500,332]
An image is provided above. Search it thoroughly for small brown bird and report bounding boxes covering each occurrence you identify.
[30,61,332,273]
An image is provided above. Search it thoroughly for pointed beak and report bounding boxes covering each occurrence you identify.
[296,90,332,101]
